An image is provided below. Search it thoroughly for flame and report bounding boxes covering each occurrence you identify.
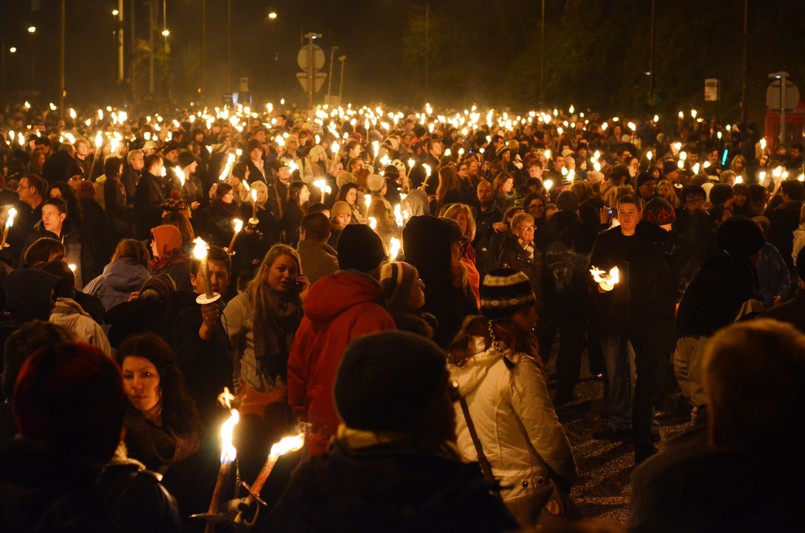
[544,179,553,191]
[389,237,401,260]
[68,263,77,272]
[218,153,235,181]
[269,433,305,459]
[232,218,243,233]
[394,203,403,227]
[192,237,209,260]
[219,409,240,464]
[6,207,17,228]
[217,387,235,409]
[364,194,372,210]
[94,132,103,148]
[368,217,377,230]
[175,168,185,187]
[590,265,619,291]
[251,189,257,202]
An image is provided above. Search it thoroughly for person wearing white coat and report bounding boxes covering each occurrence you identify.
[448,268,577,528]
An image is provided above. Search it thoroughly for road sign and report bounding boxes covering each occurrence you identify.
[296,72,327,94]
[297,44,325,71]
[767,80,799,111]
[704,78,719,102]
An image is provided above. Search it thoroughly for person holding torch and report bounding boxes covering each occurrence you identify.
[589,195,676,465]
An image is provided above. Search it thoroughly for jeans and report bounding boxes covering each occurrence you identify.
[601,334,636,431]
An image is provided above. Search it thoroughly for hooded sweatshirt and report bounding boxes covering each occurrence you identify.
[287,271,396,456]
[84,259,151,312]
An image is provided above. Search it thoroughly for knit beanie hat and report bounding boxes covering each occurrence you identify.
[337,224,387,272]
[334,331,447,431]
[380,261,419,312]
[368,174,386,192]
[13,343,126,463]
[643,197,676,226]
[709,183,734,206]
[716,216,765,258]
[178,150,197,168]
[151,224,183,259]
[662,160,679,175]
[637,172,656,188]
[331,201,351,220]
[555,191,580,212]
[139,273,177,302]
[480,268,537,322]
[336,172,357,189]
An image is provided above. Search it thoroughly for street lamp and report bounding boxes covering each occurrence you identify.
[27,26,37,93]
[338,55,347,104]
[27,26,36,34]
[267,9,278,20]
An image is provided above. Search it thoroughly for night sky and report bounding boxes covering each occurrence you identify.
[2,0,805,126]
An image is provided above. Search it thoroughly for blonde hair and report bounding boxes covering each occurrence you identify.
[247,244,303,318]
[442,203,476,241]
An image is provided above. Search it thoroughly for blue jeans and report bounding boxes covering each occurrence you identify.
[601,334,635,431]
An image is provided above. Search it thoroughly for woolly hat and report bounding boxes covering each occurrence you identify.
[139,273,177,302]
[643,197,676,226]
[637,172,656,188]
[142,140,158,152]
[709,183,734,206]
[662,160,680,175]
[151,224,183,259]
[380,261,419,312]
[337,224,387,272]
[13,343,126,463]
[331,201,351,220]
[556,190,580,212]
[336,171,357,189]
[334,331,448,431]
[178,150,197,168]
[368,173,386,192]
[716,216,764,258]
[480,268,537,322]
[495,144,511,158]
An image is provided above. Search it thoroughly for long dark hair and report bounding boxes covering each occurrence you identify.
[116,333,200,435]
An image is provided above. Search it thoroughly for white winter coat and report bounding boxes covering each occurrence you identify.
[49,297,112,357]
[449,337,577,507]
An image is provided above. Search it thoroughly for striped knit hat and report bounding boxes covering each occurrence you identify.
[481,268,536,322]
[380,261,418,312]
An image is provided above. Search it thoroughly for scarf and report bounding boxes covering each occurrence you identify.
[123,404,199,474]
[252,288,303,386]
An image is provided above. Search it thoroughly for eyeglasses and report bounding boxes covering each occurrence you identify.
[517,225,535,232]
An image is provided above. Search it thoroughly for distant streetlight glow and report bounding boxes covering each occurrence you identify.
[268,10,278,20]
[9,47,16,54]
[112,9,119,16]
[27,26,36,34]
[161,29,170,37]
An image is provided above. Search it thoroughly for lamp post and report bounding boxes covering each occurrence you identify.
[326,46,338,105]
[338,55,346,104]
[1,44,16,105]
[27,26,36,93]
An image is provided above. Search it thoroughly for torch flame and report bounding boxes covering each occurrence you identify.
[590,266,620,292]
[232,218,243,233]
[217,387,235,409]
[6,207,17,228]
[192,237,209,260]
[219,409,240,464]
[368,217,377,230]
[389,237,401,261]
[269,433,305,459]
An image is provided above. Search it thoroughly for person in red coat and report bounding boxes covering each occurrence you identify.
[288,225,396,457]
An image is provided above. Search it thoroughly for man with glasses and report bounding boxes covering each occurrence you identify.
[9,174,46,265]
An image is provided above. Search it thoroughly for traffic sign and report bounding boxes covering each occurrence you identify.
[297,44,325,71]
[767,80,799,111]
[296,72,327,94]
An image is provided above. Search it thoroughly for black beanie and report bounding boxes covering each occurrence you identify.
[337,224,387,272]
[709,183,734,206]
[480,268,537,322]
[716,216,764,258]
[334,331,447,431]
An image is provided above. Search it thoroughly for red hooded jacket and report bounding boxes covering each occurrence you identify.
[288,271,396,456]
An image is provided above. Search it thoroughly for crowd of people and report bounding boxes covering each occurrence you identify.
[0,99,804,531]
